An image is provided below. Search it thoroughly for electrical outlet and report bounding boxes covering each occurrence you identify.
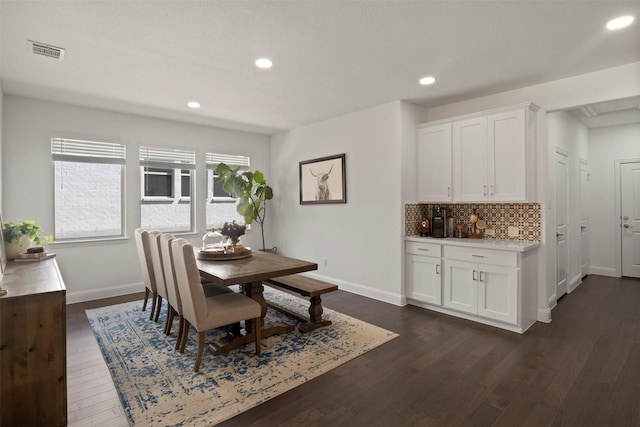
[508,226,520,238]
[323,258,328,267]
[485,229,496,237]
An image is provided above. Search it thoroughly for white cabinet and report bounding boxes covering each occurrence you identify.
[417,103,537,203]
[453,109,531,202]
[404,238,539,333]
[405,241,442,306]
[416,123,452,202]
[443,246,518,325]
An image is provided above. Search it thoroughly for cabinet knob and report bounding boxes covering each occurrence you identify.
[436,264,440,275]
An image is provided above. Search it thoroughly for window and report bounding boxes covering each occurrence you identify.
[52,138,126,240]
[206,153,250,229]
[140,145,195,232]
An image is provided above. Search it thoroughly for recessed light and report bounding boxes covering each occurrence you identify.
[419,76,436,85]
[606,15,634,30]
[255,58,273,69]
[187,101,200,109]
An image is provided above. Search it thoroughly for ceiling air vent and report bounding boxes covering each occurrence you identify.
[27,40,65,61]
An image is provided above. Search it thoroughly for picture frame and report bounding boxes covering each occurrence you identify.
[299,154,346,204]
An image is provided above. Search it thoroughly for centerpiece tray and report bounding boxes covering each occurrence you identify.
[198,246,252,261]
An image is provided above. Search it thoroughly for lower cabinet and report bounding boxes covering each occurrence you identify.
[405,239,538,333]
[443,258,518,325]
[405,241,442,306]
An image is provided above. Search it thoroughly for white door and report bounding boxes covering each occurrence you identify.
[453,117,487,202]
[579,160,590,278]
[416,124,452,202]
[555,150,569,299]
[476,264,518,325]
[487,110,526,201]
[406,254,442,306]
[621,162,640,278]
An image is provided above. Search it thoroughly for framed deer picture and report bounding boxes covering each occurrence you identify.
[299,153,346,204]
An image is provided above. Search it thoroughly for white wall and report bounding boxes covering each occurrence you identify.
[589,123,640,276]
[424,61,640,322]
[270,100,428,305]
[547,110,589,292]
[2,95,269,302]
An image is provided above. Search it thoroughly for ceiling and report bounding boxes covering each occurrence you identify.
[1,1,639,135]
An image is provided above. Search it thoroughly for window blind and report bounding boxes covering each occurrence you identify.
[139,145,196,169]
[52,138,126,165]
[205,153,250,169]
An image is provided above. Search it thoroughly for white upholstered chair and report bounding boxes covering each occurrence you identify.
[146,231,168,323]
[171,238,262,372]
[159,233,236,350]
[134,228,160,320]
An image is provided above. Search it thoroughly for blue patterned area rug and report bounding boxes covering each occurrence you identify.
[86,287,398,426]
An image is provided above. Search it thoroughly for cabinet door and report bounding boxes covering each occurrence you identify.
[443,259,477,315]
[453,117,488,202]
[477,264,518,324]
[406,254,442,306]
[488,110,526,201]
[417,124,452,202]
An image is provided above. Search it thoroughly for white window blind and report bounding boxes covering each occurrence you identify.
[140,145,196,169]
[52,138,126,164]
[205,153,250,169]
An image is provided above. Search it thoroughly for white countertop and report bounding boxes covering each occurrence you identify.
[405,235,540,252]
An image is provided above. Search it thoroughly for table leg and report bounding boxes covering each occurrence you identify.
[208,281,294,355]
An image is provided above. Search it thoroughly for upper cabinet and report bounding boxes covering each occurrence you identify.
[416,123,452,202]
[417,103,538,203]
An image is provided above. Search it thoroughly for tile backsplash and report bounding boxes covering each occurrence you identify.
[405,203,541,242]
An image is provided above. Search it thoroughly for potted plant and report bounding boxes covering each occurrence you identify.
[2,220,51,260]
[215,163,274,251]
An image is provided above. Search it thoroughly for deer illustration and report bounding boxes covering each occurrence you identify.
[310,164,333,201]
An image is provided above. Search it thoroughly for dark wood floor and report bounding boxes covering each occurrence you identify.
[67,275,640,426]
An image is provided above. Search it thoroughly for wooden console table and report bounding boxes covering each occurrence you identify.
[0,259,67,427]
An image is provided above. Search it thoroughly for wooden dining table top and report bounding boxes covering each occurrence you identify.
[196,250,318,286]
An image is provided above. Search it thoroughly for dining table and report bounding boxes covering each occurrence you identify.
[196,249,317,355]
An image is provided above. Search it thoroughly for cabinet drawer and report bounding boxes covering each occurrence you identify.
[444,246,517,267]
[406,241,442,257]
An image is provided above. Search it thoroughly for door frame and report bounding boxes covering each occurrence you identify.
[615,158,640,277]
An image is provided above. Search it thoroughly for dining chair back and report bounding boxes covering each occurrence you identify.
[146,231,166,323]
[134,228,159,320]
[171,238,262,372]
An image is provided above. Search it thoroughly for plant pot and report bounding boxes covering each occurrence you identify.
[5,236,32,260]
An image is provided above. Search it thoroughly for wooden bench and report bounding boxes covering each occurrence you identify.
[263,274,338,332]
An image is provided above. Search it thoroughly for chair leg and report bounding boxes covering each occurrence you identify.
[175,315,185,351]
[142,287,150,311]
[194,331,205,373]
[254,317,261,355]
[149,291,158,320]
[164,306,174,335]
[154,296,163,322]
[180,320,190,354]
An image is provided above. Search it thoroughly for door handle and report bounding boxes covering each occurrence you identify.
[624,224,630,228]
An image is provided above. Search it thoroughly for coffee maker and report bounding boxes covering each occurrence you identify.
[431,207,447,238]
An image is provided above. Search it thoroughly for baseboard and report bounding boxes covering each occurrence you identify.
[589,266,620,278]
[537,307,552,323]
[66,282,143,304]
[303,272,403,306]
[568,274,582,293]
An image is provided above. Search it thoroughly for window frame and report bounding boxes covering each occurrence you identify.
[139,145,196,233]
[51,137,127,242]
